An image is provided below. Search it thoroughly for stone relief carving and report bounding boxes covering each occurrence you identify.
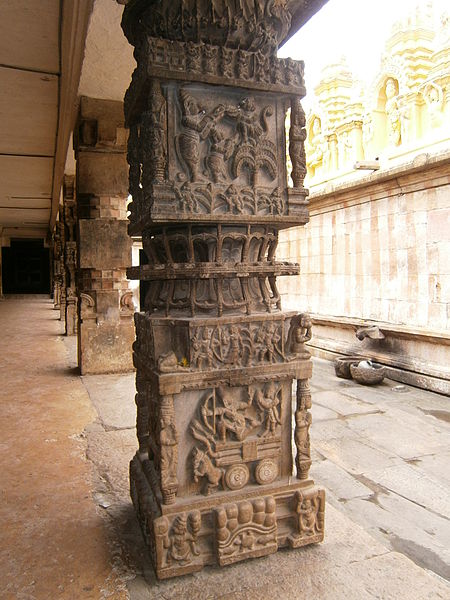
[385,77,401,147]
[190,320,283,368]
[123,1,293,52]
[154,511,201,570]
[176,90,277,189]
[215,497,278,566]
[421,81,444,128]
[141,37,304,90]
[289,98,306,188]
[295,378,312,480]
[306,116,326,178]
[251,381,282,438]
[288,488,325,548]
[141,80,167,184]
[287,313,312,359]
[120,290,135,317]
[159,395,179,504]
[80,293,96,321]
[190,385,282,495]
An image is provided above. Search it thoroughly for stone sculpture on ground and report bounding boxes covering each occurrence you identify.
[122,0,325,579]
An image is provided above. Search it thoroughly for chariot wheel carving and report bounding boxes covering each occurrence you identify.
[224,464,250,490]
[255,458,278,485]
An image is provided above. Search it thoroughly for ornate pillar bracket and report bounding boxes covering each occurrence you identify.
[123,0,324,579]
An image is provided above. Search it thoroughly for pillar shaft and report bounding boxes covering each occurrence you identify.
[74,97,134,374]
[62,175,78,335]
[123,0,324,579]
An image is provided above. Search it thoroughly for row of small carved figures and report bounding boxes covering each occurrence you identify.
[175,183,285,216]
[156,315,312,372]
[149,490,323,571]
[146,37,305,88]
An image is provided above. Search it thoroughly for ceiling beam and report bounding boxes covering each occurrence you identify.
[49,0,94,235]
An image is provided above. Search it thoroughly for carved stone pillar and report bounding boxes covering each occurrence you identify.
[52,223,64,312]
[62,175,78,336]
[122,0,325,579]
[74,97,135,374]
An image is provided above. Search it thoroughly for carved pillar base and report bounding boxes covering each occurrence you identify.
[131,453,324,579]
[128,311,324,579]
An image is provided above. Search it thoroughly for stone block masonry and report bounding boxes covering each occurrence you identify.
[121,0,324,580]
[74,96,134,375]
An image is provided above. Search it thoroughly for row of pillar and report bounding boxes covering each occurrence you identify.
[52,96,134,375]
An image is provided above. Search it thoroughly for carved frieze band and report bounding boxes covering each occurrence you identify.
[215,496,278,566]
[140,37,305,95]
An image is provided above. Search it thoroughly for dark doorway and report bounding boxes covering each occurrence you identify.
[2,239,50,294]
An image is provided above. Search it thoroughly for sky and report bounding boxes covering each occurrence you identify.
[278,0,448,110]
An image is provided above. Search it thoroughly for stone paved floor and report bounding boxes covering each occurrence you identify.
[1,297,450,599]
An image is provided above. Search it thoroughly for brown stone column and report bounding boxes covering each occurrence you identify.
[122,1,325,580]
[74,96,134,374]
[52,222,64,312]
[62,175,78,335]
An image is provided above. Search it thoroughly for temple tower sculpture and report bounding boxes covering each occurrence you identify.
[122,0,325,579]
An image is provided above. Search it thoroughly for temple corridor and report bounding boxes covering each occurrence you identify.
[1,296,449,599]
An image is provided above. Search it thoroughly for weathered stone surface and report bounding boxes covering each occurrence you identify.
[79,320,134,375]
[79,220,131,269]
[82,371,136,430]
[77,152,129,197]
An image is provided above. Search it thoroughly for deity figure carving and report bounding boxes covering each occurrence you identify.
[236,49,250,80]
[251,381,281,438]
[289,98,307,188]
[220,47,235,79]
[160,512,201,566]
[287,313,312,359]
[176,181,198,213]
[224,184,244,213]
[205,124,233,183]
[306,116,326,178]
[203,45,218,74]
[191,327,214,368]
[362,112,374,149]
[422,82,444,128]
[384,77,401,147]
[141,80,167,183]
[159,398,179,503]
[291,490,323,542]
[177,89,216,181]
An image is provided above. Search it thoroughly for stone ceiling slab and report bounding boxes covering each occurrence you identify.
[0,0,60,74]
[0,156,53,199]
[0,197,51,210]
[0,67,58,157]
[0,208,49,227]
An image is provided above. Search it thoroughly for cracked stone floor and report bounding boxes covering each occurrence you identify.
[1,296,450,599]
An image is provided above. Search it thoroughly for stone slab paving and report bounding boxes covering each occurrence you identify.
[0,297,128,600]
[78,348,450,597]
[309,357,450,583]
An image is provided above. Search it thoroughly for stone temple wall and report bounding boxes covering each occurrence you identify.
[278,4,450,395]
